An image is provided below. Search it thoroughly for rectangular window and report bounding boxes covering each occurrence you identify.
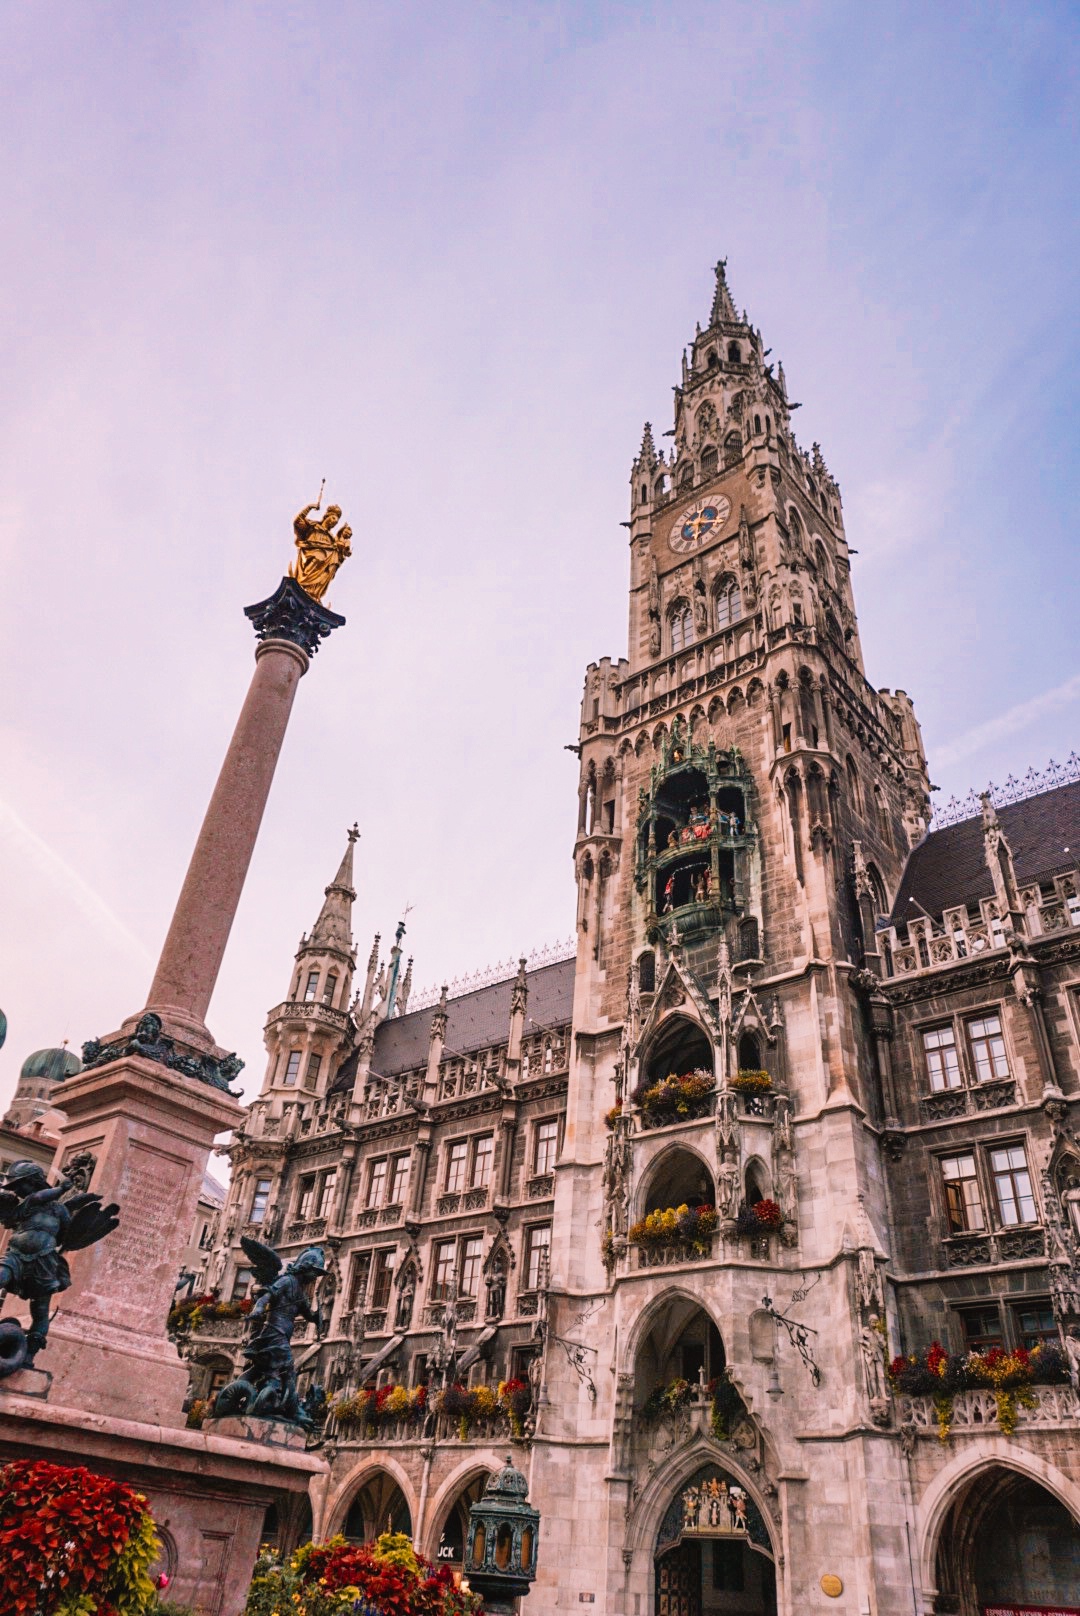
[297,1174,316,1220]
[283,1050,301,1085]
[524,1223,551,1291]
[389,1154,410,1206]
[940,1154,985,1233]
[471,1135,494,1190]
[250,1177,272,1225]
[432,1239,457,1300]
[460,1235,483,1297]
[412,1353,429,1387]
[960,1304,1003,1352]
[990,1144,1036,1226]
[304,970,320,1001]
[370,1250,394,1311]
[446,1141,469,1193]
[990,914,1006,947]
[323,971,339,1005]
[231,1266,253,1300]
[923,1025,961,1091]
[1013,1302,1057,1348]
[1068,894,1080,927]
[967,1014,1009,1082]
[367,1158,388,1208]
[305,1053,322,1087]
[316,1170,336,1219]
[347,1252,371,1311]
[535,1120,559,1176]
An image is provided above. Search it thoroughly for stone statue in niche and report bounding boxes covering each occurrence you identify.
[0,1161,120,1376]
[213,1240,326,1426]
[861,1315,889,1425]
[718,1150,740,1221]
[1065,1325,1080,1392]
[486,1254,508,1321]
[395,1268,416,1330]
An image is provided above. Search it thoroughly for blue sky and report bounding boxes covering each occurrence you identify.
[1,1,1077,1106]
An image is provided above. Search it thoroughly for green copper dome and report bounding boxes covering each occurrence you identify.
[19,1047,81,1084]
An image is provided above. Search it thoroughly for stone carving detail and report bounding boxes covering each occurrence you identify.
[82,1011,244,1096]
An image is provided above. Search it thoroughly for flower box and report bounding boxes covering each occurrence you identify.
[887,1341,1068,1439]
[636,1070,714,1127]
[629,1203,718,1253]
[730,1069,772,1094]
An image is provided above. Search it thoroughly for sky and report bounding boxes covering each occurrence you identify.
[1,1,1077,1113]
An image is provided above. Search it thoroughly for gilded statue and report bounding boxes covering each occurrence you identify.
[290,494,352,603]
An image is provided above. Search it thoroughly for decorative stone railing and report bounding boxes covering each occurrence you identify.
[920,1079,1017,1122]
[436,1066,500,1102]
[186,1315,247,1340]
[284,1217,328,1243]
[380,1202,404,1224]
[634,1238,716,1270]
[325,1410,510,1445]
[266,999,352,1034]
[359,1085,415,1122]
[353,1207,379,1229]
[896,1383,1080,1435]
[942,1227,1045,1267]
[637,1095,716,1132]
[526,1174,555,1199]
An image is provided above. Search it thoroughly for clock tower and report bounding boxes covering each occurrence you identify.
[542,259,932,1615]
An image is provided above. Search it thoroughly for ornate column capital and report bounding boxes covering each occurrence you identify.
[245,576,346,659]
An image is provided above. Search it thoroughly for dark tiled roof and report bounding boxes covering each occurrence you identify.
[333,956,576,1089]
[891,781,1080,922]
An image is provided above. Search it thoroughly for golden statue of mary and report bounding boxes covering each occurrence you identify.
[289,501,352,603]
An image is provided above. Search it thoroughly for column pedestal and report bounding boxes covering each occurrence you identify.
[42,1055,243,1426]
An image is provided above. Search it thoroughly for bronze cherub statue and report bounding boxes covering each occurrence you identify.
[213,1237,326,1426]
[0,1160,119,1375]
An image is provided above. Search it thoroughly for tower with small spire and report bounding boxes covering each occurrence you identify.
[260,825,359,1100]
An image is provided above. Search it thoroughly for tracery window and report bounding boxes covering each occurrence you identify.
[714,577,741,630]
[923,1026,961,1091]
[990,1145,1036,1226]
[670,600,694,652]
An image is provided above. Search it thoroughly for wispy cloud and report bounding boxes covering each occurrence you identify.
[934,672,1080,770]
[0,798,153,969]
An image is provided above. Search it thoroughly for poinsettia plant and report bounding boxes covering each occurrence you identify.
[332,1383,428,1434]
[0,1458,160,1616]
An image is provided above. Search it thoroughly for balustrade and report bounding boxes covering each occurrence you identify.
[942,1227,1045,1267]
[920,1079,1016,1122]
[635,1237,716,1269]
[896,1383,1080,1435]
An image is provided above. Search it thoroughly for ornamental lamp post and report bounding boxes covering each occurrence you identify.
[464,1455,540,1614]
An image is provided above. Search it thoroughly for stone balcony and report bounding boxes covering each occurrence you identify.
[266,999,353,1035]
[919,1078,1017,1122]
[941,1226,1046,1268]
[323,1410,511,1446]
[634,1237,716,1270]
[896,1383,1080,1438]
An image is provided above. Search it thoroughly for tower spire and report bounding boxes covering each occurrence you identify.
[709,259,738,327]
[309,824,359,952]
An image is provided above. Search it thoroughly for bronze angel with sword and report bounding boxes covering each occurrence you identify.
[0,1159,120,1375]
[213,1236,326,1426]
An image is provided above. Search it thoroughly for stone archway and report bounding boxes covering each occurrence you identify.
[933,1463,1080,1614]
[652,1462,777,1616]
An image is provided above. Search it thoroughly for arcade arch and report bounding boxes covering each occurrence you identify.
[931,1460,1080,1615]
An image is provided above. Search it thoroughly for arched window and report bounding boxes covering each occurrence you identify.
[738,1031,762,1071]
[727,342,741,364]
[707,349,719,368]
[723,431,742,468]
[670,600,694,652]
[788,507,803,546]
[654,474,667,500]
[814,540,831,584]
[845,755,861,813]
[825,610,842,644]
[679,462,694,487]
[637,951,655,994]
[866,863,887,918]
[874,785,891,846]
[640,483,647,504]
[714,576,741,630]
[700,444,718,477]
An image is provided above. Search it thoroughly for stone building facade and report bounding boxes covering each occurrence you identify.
[188,265,1080,1615]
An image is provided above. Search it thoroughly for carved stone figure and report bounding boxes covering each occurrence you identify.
[395,1268,416,1330]
[486,1255,508,1321]
[213,1240,326,1426]
[718,1150,740,1220]
[861,1316,887,1404]
[649,617,661,657]
[290,501,352,603]
[0,1162,120,1374]
[1065,1327,1080,1392]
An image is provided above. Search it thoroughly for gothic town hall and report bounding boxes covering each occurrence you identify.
[188,264,1080,1616]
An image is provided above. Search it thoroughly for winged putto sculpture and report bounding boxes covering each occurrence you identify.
[0,1160,120,1376]
[213,1236,325,1426]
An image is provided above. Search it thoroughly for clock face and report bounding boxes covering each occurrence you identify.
[669,495,732,553]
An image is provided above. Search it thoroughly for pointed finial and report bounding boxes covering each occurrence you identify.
[348,823,360,843]
[709,259,738,327]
